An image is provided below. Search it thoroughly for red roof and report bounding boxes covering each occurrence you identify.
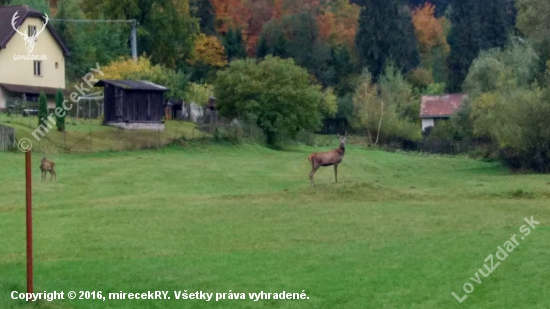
[419,94,467,118]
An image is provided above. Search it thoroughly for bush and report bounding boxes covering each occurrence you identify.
[37,92,48,127]
[214,56,332,146]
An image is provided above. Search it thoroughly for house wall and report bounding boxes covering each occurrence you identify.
[0,16,65,109]
[422,118,435,132]
[0,87,55,111]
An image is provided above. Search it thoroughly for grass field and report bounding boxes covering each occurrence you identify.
[0,114,203,153]
[1,143,549,308]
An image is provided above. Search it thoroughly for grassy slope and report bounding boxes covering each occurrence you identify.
[0,144,549,309]
[0,114,202,153]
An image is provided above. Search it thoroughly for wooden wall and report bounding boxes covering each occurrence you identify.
[103,84,165,123]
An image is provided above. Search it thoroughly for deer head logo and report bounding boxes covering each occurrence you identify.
[11,10,49,54]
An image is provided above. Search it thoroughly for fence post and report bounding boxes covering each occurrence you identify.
[25,151,33,294]
[90,129,92,152]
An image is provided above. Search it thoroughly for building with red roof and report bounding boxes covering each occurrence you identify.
[419,94,467,132]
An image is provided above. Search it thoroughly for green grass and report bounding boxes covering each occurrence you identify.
[0,114,203,153]
[1,144,549,308]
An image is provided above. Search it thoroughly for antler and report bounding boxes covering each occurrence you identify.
[11,11,27,37]
[33,13,49,38]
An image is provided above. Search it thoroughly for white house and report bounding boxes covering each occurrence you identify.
[0,5,70,111]
[419,94,467,132]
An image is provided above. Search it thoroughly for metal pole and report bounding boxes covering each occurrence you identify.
[25,151,33,294]
[131,20,138,63]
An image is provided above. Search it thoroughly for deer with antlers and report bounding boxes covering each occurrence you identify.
[307,133,347,187]
[40,157,56,182]
[11,10,49,54]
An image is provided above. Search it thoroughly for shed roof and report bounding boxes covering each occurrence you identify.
[95,80,169,91]
[419,94,467,118]
[0,5,70,55]
[0,83,70,95]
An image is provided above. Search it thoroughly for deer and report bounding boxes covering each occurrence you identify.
[308,133,347,187]
[11,10,49,54]
[40,157,56,182]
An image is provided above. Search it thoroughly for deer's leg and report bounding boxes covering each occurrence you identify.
[334,164,338,183]
[309,165,319,187]
[50,171,54,182]
[41,171,44,182]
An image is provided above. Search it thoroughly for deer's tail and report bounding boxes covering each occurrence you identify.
[308,154,314,163]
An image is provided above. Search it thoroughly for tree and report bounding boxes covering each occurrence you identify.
[9,0,49,13]
[516,0,550,78]
[411,2,450,81]
[214,56,329,145]
[54,0,128,83]
[459,40,550,171]
[83,0,199,70]
[55,89,65,132]
[403,0,451,16]
[447,0,509,91]
[37,92,48,127]
[222,27,247,61]
[191,34,228,68]
[184,82,214,107]
[329,45,359,95]
[101,56,188,99]
[463,39,539,99]
[193,0,216,35]
[352,67,420,144]
[516,0,550,52]
[211,0,251,34]
[256,35,269,58]
[322,0,360,47]
[355,0,420,79]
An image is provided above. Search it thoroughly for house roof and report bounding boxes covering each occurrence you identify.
[0,5,70,55]
[95,80,169,92]
[0,83,69,95]
[419,94,467,118]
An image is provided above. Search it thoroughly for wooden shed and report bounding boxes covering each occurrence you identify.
[95,80,169,130]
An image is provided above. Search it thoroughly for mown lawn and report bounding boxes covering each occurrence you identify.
[0,144,549,308]
[0,114,202,153]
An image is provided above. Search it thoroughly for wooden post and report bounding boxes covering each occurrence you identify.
[25,151,33,294]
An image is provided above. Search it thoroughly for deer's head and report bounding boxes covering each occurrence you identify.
[337,132,347,148]
[11,11,49,54]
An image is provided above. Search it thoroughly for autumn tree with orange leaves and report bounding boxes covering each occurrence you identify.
[191,34,228,68]
[411,2,450,82]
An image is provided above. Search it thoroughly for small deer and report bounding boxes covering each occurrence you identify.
[308,133,347,187]
[40,157,56,182]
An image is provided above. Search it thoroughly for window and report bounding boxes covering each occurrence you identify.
[34,61,41,76]
[28,25,36,37]
[26,93,38,102]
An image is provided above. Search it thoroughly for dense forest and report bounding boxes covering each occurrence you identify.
[2,0,550,171]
